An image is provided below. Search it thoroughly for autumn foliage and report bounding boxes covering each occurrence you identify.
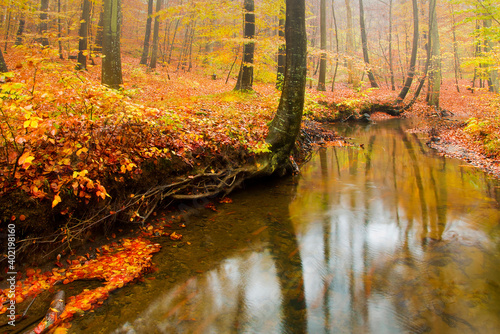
[0,237,160,329]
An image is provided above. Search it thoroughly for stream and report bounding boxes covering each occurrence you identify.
[64,119,500,333]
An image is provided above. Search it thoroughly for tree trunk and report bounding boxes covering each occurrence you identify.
[95,8,104,52]
[0,48,8,72]
[449,3,460,92]
[359,0,378,88]
[38,0,50,46]
[331,0,339,91]
[276,5,285,89]
[427,0,440,107]
[101,0,123,89]
[317,0,326,91]
[483,19,499,93]
[396,0,418,103]
[235,0,255,91]
[149,0,162,70]
[140,0,154,65]
[389,0,395,90]
[77,0,91,70]
[4,5,12,51]
[265,0,307,172]
[15,17,25,46]
[57,0,63,58]
[344,0,357,86]
[168,18,180,64]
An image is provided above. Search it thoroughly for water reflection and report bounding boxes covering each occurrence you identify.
[74,120,500,334]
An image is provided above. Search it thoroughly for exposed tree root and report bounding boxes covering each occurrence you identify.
[5,120,342,264]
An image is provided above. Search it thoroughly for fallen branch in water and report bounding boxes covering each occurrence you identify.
[24,290,65,334]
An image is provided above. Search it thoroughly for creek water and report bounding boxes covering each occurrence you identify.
[67,119,500,334]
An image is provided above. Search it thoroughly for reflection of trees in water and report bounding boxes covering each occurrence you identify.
[103,121,500,334]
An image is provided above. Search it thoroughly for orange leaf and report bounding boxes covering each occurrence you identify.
[52,194,62,208]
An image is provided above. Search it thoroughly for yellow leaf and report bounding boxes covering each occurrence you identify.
[18,151,34,166]
[52,194,62,208]
[76,148,88,156]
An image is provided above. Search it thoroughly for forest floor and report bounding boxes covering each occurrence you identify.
[1,48,500,332]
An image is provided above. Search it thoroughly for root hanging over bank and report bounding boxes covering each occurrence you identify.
[5,120,342,264]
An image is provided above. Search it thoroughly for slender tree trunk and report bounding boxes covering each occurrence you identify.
[317,0,327,91]
[57,0,63,58]
[168,18,180,64]
[483,19,499,93]
[276,5,285,89]
[331,0,339,91]
[187,21,195,71]
[389,0,395,90]
[344,0,356,86]
[449,3,460,92]
[15,17,25,46]
[359,0,378,88]
[101,0,123,88]
[149,0,162,69]
[4,5,12,51]
[235,0,255,91]
[140,0,154,65]
[427,0,440,107]
[177,21,191,70]
[77,0,91,70]
[396,0,419,103]
[162,19,170,64]
[266,0,307,172]
[95,9,104,52]
[38,0,50,46]
[0,48,8,72]
[472,21,480,90]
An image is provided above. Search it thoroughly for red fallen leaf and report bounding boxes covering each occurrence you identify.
[219,197,233,204]
[19,214,26,221]
[55,261,63,267]
[63,279,70,284]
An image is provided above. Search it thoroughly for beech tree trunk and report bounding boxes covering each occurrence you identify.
[344,0,357,86]
[389,0,395,90]
[317,0,326,91]
[0,48,8,72]
[235,0,255,91]
[427,0,440,107]
[38,0,50,46]
[331,0,339,91]
[396,0,418,103]
[276,5,285,89]
[4,6,12,51]
[77,0,91,70]
[266,0,307,172]
[102,0,123,88]
[149,0,162,69]
[140,0,154,65]
[95,9,104,52]
[483,19,499,93]
[15,17,25,46]
[57,0,63,58]
[359,0,378,88]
